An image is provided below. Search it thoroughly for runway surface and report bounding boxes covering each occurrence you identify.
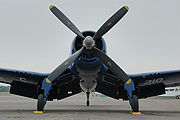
[0,93,180,120]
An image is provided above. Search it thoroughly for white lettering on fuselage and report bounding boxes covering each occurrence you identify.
[139,78,164,86]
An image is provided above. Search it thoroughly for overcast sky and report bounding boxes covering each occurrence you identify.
[0,0,180,77]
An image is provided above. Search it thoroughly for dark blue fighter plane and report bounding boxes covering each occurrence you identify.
[0,5,180,113]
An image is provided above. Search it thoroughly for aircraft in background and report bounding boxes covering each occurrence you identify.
[161,86,180,99]
[0,5,180,114]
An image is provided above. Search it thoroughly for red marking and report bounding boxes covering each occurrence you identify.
[67,21,71,25]
[65,61,69,65]
[108,62,112,66]
[108,22,112,26]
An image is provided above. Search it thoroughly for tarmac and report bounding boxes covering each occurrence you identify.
[0,93,180,120]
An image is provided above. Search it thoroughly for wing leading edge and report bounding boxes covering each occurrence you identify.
[130,70,180,87]
[0,68,81,100]
[0,68,48,85]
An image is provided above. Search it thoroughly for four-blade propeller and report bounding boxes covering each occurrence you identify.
[48,5,130,83]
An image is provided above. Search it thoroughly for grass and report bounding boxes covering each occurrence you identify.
[0,86,10,92]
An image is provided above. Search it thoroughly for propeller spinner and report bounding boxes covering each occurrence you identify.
[83,36,95,49]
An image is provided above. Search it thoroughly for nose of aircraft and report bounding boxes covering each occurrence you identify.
[83,36,95,49]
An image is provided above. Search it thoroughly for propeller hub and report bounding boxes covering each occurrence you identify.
[83,36,95,49]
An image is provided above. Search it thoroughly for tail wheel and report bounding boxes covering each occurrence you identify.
[130,95,139,112]
[86,92,90,107]
[87,100,90,106]
[37,94,44,111]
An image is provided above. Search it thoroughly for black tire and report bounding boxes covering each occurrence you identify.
[176,96,180,99]
[87,100,90,106]
[130,95,139,112]
[37,94,44,111]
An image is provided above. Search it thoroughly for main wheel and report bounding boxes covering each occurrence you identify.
[37,94,44,111]
[130,95,139,112]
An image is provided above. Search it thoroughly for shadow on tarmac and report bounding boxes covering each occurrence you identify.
[0,109,180,116]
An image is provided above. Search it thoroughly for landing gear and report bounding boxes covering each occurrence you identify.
[86,92,90,106]
[38,78,52,112]
[87,100,90,106]
[124,79,140,114]
[130,95,139,112]
[176,95,180,99]
[37,94,45,111]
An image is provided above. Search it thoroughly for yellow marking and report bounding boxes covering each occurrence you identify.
[124,6,129,10]
[125,79,131,84]
[65,61,69,65]
[130,112,141,115]
[49,5,54,9]
[33,111,45,114]
[46,78,51,83]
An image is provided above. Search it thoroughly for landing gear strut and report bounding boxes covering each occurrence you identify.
[124,79,141,114]
[86,92,90,106]
[37,78,52,112]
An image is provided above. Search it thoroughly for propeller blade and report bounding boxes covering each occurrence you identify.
[93,6,129,40]
[49,5,85,39]
[94,47,129,83]
[47,46,85,82]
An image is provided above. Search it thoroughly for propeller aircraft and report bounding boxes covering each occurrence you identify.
[0,5,180,114]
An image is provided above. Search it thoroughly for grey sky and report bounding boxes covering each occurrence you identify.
[0,0,180,76]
